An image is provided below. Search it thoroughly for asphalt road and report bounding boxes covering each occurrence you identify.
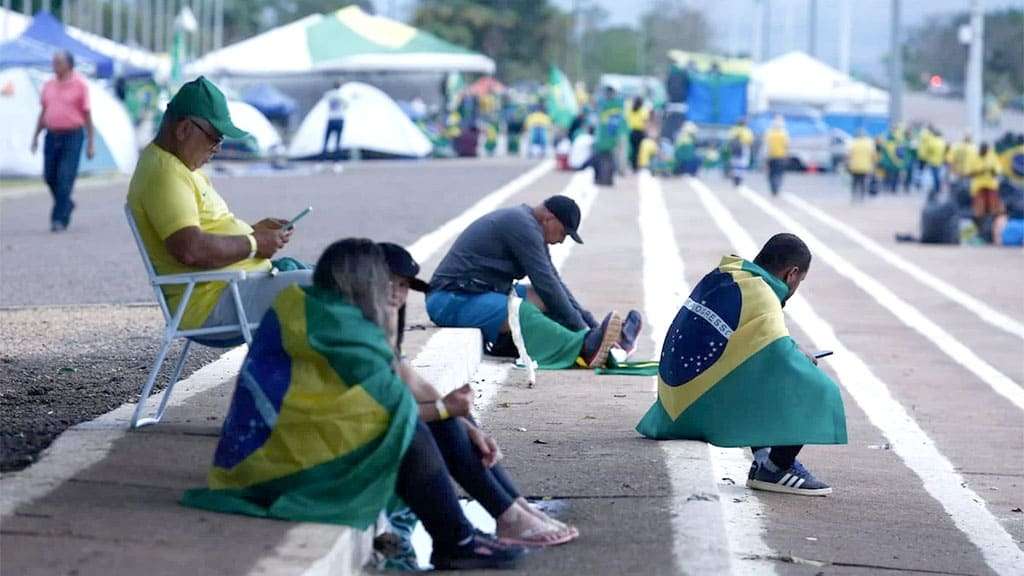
[2,159,1021,575]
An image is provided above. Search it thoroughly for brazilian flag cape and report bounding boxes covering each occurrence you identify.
[636,256,847,447]
[181,285,417,529]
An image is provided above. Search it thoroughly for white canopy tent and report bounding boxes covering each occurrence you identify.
[288,81,431,159]
[189,6,494,78]
[224,100,283,157]
[750,51,888,116]
[0,8,169,78]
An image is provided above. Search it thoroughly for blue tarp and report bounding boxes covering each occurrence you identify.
[823,113,889,137]
[1,12,115,78]
[242,84,297,121]
[687,72,748,126]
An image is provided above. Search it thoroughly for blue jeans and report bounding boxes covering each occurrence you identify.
[322,119,344,156]
[43,128,84,227]
[426,285,528,345]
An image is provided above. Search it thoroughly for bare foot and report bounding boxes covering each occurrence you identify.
[516,497,579,538]
[496,502,575,547]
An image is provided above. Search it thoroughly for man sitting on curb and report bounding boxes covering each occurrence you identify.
[426,195,641,369]
[128,76,310,335]
[636,233,847,496]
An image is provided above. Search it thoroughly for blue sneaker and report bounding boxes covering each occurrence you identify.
[747,448,770,481]
[579,311,623,368]
[746,459,832,496]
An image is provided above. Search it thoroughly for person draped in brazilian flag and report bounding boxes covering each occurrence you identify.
[182,239,569,570]
[637,234,847,496]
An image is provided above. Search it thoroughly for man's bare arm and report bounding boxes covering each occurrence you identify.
[164,226,286,269]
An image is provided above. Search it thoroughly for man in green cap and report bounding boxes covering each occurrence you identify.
[127,76,311,335]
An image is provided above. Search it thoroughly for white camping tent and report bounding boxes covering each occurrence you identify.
[226,100,282,156]
[749,51,888,114]
[0,67,137,177]
[288,82,431,159]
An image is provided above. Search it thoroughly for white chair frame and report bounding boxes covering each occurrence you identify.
[125,204,266,428]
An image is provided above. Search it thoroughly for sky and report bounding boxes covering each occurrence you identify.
[550,0,1024,82]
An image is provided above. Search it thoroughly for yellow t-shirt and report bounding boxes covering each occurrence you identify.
[625,106,650,131]
[524,111,552,131]
[846,137,876,175]
[127,144,271,329]
[947,141,978,176]
[969,150,1002,196]
[728,125,754,146]
[637,137,658,168]
[765,128,789,159]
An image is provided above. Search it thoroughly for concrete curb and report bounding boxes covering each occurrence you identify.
[0,329,484,576]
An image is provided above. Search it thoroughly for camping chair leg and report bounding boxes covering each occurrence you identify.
[130,336,176,429]
[229,281,254,345]
[149,339,193,426]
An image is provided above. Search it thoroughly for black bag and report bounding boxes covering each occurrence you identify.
[920,200,960,244]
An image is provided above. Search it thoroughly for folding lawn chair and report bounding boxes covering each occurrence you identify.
[125,204,267,428]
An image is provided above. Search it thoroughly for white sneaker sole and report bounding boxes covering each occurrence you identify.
[746,478,833,496]
[587,312,623,368]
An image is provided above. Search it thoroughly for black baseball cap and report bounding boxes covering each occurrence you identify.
[543,195,583,244]
[379,242,430,292]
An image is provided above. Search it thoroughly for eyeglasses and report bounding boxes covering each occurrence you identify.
[189,118,224,147]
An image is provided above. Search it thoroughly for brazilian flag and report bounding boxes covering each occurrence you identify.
[182,285,417,529]
[637,256,847,447]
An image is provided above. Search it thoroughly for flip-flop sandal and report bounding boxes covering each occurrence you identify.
[498,525,576,548]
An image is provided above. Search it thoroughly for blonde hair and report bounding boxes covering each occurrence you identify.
[313,238,394,342]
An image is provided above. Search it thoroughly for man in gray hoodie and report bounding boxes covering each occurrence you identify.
[426,195,640,368]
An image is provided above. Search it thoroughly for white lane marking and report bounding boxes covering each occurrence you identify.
[736,184,1024,412]
[691,176,1024,576]
[780,190,1024,340]
[409,171,596,569]
[407,160,554,264]
[638,172,777,575]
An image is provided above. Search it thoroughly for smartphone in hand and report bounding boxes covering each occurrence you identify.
[283,206,313,231]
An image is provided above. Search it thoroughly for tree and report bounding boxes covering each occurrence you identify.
[639,0,709,77]
[412,0,569,83]
[903,9,1024,100]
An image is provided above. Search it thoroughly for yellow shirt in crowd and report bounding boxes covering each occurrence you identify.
[765,128,789,159]
[625,106,650,132]
[846,136,876,175]
[524,111,552,131]
[947,140,978,176]
[728,125,754,147]
[637,137,659,169]
[969,150,1002,196]
[127,144,272,329]
[918,129,946,167]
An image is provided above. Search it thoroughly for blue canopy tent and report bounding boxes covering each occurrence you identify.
[2,11,115,78]
[242,83,297,122]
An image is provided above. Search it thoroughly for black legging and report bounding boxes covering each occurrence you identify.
[429,418,520,519]
[629,129,645,172]
[751,445,803,470]
[395,418,523,551]
[396,420,474,551]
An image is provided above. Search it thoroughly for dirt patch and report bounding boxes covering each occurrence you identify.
[0,305,224,471]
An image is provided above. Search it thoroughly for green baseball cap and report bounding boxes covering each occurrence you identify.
[166,76,248,140]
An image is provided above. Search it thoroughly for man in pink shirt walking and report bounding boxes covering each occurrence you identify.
[30,51,94,232]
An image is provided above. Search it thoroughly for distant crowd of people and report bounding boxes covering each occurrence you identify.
[846,125,1024,246]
